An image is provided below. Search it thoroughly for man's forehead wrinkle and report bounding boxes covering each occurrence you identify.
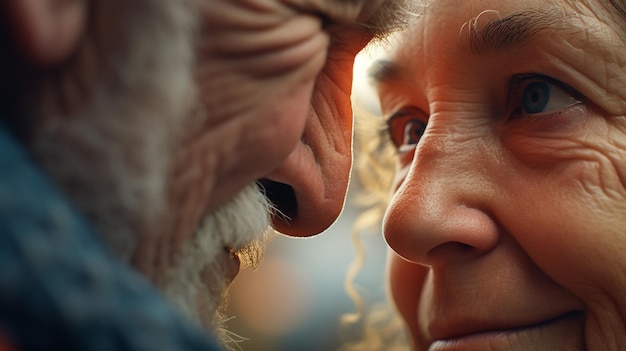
[461,9,571,54]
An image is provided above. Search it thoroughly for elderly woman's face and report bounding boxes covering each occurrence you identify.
[376,0,626,349]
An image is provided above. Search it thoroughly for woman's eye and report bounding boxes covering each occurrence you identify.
[386,108,428,153]
[512,76,582,118]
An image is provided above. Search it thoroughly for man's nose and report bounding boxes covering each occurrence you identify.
[261,74,354,237]
[383,129,499,267]
[260,125,352,238]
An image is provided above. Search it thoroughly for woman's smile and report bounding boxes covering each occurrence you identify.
[428,311,585,351]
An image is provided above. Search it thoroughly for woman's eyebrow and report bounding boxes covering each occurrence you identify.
[464,9,571,54]
[368,10,578,85]
[368,59,405,84]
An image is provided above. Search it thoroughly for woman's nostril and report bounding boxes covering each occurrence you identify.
[426,242,478,262]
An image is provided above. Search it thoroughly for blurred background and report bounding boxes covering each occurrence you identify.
[223,48,390,351]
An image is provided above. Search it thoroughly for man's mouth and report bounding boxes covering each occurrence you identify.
[222,246,241,285]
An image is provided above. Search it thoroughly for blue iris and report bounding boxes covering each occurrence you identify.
[522,82,550,114]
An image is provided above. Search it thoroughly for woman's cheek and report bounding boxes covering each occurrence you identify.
[386,251,427,346]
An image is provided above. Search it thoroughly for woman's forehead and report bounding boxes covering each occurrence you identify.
[373,0,626,116]
[412,0,621,26]
[392,0,625,59]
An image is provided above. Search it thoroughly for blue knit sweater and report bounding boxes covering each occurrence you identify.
[0,125,222,351]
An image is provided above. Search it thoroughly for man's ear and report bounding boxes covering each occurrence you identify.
[3,0,87,66]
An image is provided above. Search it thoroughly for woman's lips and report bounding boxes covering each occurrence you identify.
[428,311,585,351]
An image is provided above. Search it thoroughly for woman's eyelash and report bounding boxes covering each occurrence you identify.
[380,75,583,152]
[506,73,584,119]
[507,73,578,97]
[508,73,538,90]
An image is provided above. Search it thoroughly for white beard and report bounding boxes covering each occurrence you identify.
[29,0,197,261]
[23,0,275,338]
[161,182,273,334]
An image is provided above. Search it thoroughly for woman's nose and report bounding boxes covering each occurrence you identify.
[383,132,499,267]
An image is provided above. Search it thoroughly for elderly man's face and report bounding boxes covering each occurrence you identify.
[23,0,274,332]
[375,0,626,349]
[9,0,399,336]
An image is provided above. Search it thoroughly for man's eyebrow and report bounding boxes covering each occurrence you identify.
[368,59,404,84]
[465,10,569,53]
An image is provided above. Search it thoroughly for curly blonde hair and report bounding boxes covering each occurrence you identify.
[339,102,409,351]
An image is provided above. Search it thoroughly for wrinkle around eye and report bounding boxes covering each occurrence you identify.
[570,145,626,204]
[540,48,626,117]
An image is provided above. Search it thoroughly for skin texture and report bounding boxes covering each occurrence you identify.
[181,0,404,236]
[373,0,626,350]
[1,0,405,339]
